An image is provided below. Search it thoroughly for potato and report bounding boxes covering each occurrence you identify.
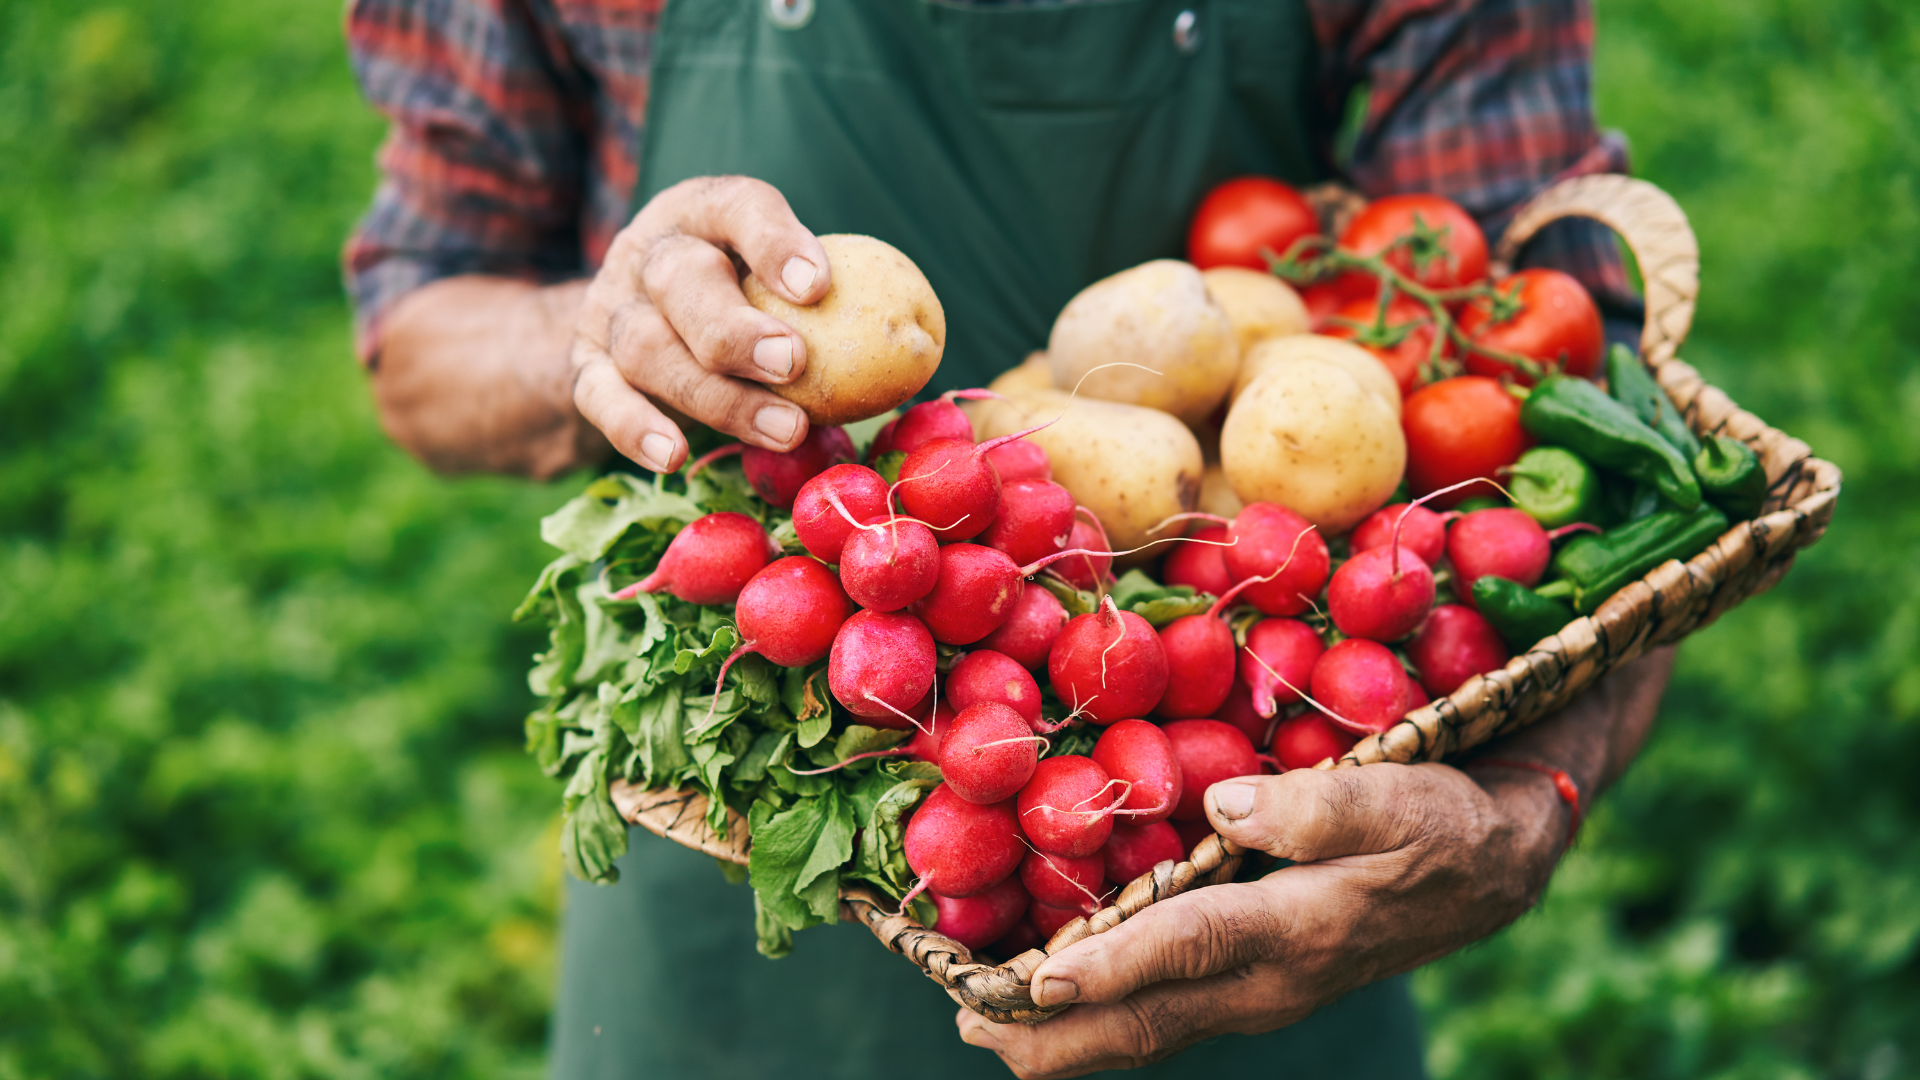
[743,234,945,426]
[1198,463,1243,519]
[1231,333,1401,417]
[1201,267,1310,356]
[989,352,1054,396]
[966,390,1203,562]
[1222,361,1405,533]
[1046,260,1238,427]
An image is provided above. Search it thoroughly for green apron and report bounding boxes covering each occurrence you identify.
[554,0,1426,1075]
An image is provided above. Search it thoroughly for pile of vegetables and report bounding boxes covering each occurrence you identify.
[520,184,1766,960]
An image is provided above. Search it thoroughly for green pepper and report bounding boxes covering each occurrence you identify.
[1605,343,1700,458]
[1521,375,1702,510]
[1455,494,1506,514]
[1693,434,1767,520]
[1472,576,1578,650]
[1541,503,1730,613]
[1504,446,1600,529]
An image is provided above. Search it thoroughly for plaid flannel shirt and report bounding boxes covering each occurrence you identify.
[343,0,1633,363]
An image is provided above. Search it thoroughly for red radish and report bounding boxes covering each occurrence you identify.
[1213,680,1274,749]
[1162,719,1260,821]
[1407,603,1510,697]
[1224,503,1330,616]
[890,398,977,454]
[947,650,1045,732]
[1170,817,1215,856]
[908,700,957,762]
[1448,508,1552,601]
[1351,503,1450,569]
[895,437,1002,542]
[939,702,1043,804]
[1090,720,1183,825]
[1047,598,1170,725]
[1103,821,1185,885]
[728,556,852,668]
[1161,525,1233,597]
[984,438,1050,483]
[927,875,1029,950]
[978,585,1068,671]
[989,917,1045,957]
[1049,515,1112,591]
[1309,638,1413,736]
[1408,681,1430,708]
[741,426,855,509]
[612,512,775,605]
[1153,563,1289,719]
[792,465,891,564]
[827,610,936,725]
[1239,618,1325,718]
[904,784,1024,897]
[1271,713,1359,771]
[912,541,1137,647]
[1017,755,1124,857]
[980,478,1076,567]
[1327,546,1435,642]
[838,516,941,612]
[1019,849,1108,909]
[1031,897,1099,940]
[866,419,898,464]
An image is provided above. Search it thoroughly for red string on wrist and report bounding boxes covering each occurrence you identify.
[1478,758,1582,846]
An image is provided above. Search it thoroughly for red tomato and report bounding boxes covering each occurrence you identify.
[1321,294,1444,398]
[1187,177,1321,271]
[1338,194,1489,293]
[1301,281,1357,329]
[1401,376,1530,506]
[1457,268,1605,383]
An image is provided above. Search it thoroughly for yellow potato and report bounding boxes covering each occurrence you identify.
[1231,333,1401,417]
[1198,463,1244,519]
[743,234,945,426]
[989,353,1054,396]
[966,391,1203,562]
[1046,260,1238,427]
[1222,360,1405,534]
[1201,267,1310,356]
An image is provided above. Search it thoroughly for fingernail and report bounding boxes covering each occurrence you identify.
[1211,780,1256,820]
[1032,976,1079,1007]
[639,432,675,471]
[755,405,802,444]
[753,336,793,379]
[781,256,817,298]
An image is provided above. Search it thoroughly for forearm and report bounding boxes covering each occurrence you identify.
[369,276,609,478]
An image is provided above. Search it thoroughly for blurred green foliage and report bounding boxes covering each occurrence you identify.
[0,0,1912,1078]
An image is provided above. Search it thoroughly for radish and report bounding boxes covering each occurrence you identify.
[1239,618,1325,718]
[939,702,1044,804]
[1161,525,1233,597]
[1351,503,1450,569]
[979,478,1075,568]
[838,515,941,612]
[1017,755,1124,857]
[727,556,852,668]
[989,917,1045,957]
[1448,507,1552,601]
[907,700,957,762]
[1271,713,1359,771]
[1162,719,1260,821]
[890,398,978,454]
[1213,680,1274,749]
[741,425,855,509]
[1103,821,1185,885]
[1048,514,1111,591]
[984,438,1051,483]
[1090,720,1182,825]
[1308,638,1413,736]
[1019,848,1109,909]
[1047,597,1170,725]
[903,784,1024,898]
[895,437,1007,542]
[1223,503,1330,616]
[827,610,937,725]
[610,511,775,605]
[947,650,1045,733]
[1153,563,1289,719]
[978,585,1068,671]
[1170,817,1215,856]
[928,875,1029,950]
[792,464,891,564]
[1326,545,1435,642]
[1031,897,1100,940]
[865,419,898,464]
[912,541,1136,647]
[1407,603,1510,698]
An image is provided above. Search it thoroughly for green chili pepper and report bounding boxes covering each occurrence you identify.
[1542,503,1730,613]
[1605,343,1700,458]
[1504,446,1600,529]
[1472,576,1578,650]
[1521,375,1702,510]
[1455,494,1506,514]
[1693,434,1767,520]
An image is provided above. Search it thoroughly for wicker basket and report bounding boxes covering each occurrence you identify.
[609,174,1843,1025]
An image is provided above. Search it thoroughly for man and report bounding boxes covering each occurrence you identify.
[345,1,1667,1076]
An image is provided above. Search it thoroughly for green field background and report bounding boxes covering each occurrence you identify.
[2,1,1915,1076]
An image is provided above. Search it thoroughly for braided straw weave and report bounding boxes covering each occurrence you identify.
[610,174,1842,1025]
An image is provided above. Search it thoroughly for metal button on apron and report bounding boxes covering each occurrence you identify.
[769,0,814,30]
[1173,9,1200,53]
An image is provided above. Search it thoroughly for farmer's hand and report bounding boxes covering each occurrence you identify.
[572,175,830,473]
[956,650,1675,1079]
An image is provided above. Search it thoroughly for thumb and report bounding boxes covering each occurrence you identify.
[1203,765,1429,862]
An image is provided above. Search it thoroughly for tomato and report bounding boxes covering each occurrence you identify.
[1401,376,1530,506]
[1338,194,1489,293]
[1321,294,1445,398]
[1187,177,1321,271]
[1301,281,1355,329]
[1456,268,1604,383]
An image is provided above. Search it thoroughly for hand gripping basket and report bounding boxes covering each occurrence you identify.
[608,174,1843,1024]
